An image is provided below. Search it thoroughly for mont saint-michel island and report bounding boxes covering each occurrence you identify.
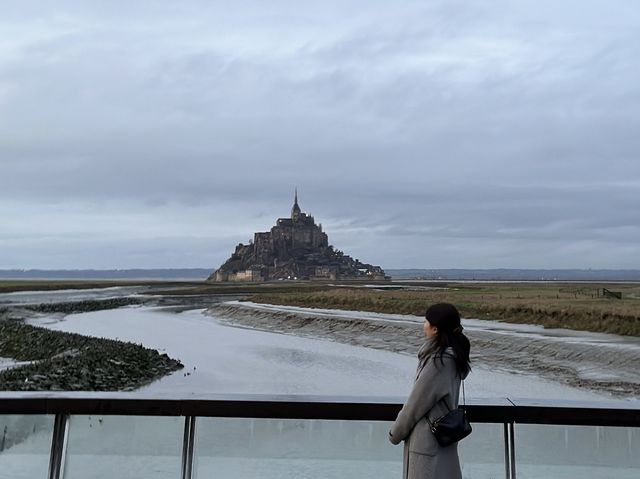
[209,192,389,282]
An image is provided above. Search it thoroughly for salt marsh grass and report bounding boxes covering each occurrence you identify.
[251,283,640,336]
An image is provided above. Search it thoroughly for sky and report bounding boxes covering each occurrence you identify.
[1,1,639,270]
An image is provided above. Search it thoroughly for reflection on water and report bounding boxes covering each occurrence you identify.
[0,415,53,479]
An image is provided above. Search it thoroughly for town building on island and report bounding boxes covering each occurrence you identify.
[209,191,389,282]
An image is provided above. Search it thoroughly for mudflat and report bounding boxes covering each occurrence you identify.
[208,300,640,399]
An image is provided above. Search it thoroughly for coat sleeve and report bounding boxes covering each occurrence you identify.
[388,358,450,445]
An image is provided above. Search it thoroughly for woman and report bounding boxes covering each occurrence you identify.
[388,303,471,479]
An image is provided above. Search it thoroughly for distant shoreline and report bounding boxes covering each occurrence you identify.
[0,268,211,281]
[2,267,640,281]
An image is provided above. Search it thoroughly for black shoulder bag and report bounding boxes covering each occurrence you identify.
[426,380,472,447]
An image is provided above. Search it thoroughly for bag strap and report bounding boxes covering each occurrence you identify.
[426,378,465,426]
[440,379,465,412]
[462,379,466,407]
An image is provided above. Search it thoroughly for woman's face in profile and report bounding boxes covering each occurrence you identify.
[423,318,438,339]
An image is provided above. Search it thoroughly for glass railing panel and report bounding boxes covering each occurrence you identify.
[515,424,640,478]
[0,414,54,479]
[194,418,403,479]
[459,423,505,478]
[62,415,183,479]
[194,418,502,479]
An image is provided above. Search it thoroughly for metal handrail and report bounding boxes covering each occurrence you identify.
[2,393,639,479]
[1,393,638,426]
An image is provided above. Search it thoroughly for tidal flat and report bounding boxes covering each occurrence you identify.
[209,300,640,399]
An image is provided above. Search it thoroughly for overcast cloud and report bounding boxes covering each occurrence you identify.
[1,1,639,269]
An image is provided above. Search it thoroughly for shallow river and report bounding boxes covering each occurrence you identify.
[30,305,614,400]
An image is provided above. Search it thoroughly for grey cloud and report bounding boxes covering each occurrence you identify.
[1,1,639,268]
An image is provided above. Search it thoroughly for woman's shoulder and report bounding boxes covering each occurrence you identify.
[424,348,456,370]
[439,347,469,379]
[441,346,456,359]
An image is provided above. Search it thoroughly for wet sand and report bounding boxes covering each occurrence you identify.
[208,301,640,399]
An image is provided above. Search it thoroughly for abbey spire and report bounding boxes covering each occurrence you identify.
[291,187,301,221]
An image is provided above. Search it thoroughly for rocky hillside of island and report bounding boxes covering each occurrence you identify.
[210,194,388,282]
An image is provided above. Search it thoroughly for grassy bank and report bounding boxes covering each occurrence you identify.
[0,318,183,391]
[250,283,640,336]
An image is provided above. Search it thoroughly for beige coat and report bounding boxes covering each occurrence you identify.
[389,349,463,479]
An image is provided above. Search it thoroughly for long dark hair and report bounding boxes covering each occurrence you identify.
[425,303,471,378]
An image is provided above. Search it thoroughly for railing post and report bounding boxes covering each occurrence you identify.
[503,422,516,479]
[48,413,69,479]
[181,416,197,479]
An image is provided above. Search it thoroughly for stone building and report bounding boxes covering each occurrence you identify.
[209,192,388,282]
